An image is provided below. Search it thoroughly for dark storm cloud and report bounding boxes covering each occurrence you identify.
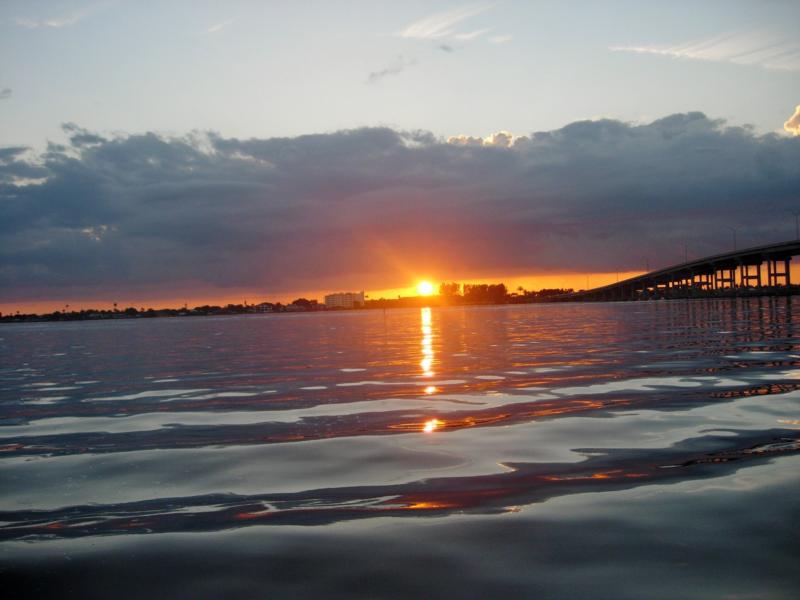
[1,113,799,300]
[0,146,49,185]
[0,146,28,163]
[62,122,108,147]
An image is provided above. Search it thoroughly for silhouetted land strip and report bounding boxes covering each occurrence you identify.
[0,286,571,323]
[2,281,798,323]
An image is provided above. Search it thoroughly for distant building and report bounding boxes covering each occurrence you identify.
[324,291,365,309]
[255,302,275,313]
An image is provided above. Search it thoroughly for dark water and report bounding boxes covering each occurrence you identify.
[1,299,798,599]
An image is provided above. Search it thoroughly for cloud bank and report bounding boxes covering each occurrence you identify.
[1,114,799,304]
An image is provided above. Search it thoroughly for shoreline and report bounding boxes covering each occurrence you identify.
[2,287,797,324]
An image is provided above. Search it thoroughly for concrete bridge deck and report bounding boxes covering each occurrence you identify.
[557,239,800,302]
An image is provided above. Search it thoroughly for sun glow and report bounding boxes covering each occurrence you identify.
[416,281,435,296]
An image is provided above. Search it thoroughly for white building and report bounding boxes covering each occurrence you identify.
[324,291,365,309]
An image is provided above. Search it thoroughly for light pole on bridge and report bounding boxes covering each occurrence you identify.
[726,226,737,251]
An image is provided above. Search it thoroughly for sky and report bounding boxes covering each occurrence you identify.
[1,1,800,311]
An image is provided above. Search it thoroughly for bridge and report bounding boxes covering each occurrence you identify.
[556,239,800,302]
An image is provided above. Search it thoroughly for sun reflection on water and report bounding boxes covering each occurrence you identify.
[420,307,434,377]
[423,418,442,433]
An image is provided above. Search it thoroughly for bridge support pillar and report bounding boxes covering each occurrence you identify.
[740,264,760,288]
[696,273,712,290]
[766,258,792,288]
[715,267,736,289]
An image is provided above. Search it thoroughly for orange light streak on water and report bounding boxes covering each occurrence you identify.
[423,418,442,433]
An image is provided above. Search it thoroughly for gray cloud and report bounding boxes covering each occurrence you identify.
[1,114,799,303]
[366,56,417,84]
[0,88,11,100]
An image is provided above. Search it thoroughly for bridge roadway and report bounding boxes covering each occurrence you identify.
[556,239,800,302]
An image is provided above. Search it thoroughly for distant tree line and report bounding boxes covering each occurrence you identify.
[508,287,575,302]
[2,285,577,322]
[0,298,323,323]
[439,282,508,304]
[437,282,573,304]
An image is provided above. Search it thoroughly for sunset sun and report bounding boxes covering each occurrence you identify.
[416,281,435,296]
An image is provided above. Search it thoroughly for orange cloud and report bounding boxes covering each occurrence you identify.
[447,130,525,147]
[784,105,800,136]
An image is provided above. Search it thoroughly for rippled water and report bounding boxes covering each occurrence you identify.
[1,299,799,598]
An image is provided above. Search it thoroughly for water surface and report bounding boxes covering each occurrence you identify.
[1,299,798,598]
